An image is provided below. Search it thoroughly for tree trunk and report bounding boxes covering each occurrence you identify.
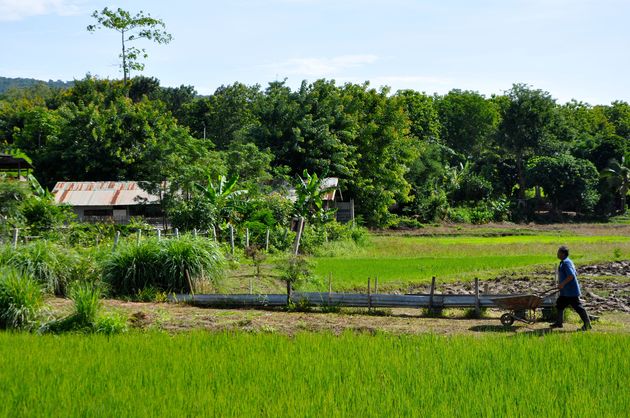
[121,30,127,84]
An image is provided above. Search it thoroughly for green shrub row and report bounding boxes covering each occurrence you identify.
[102,236,224,295]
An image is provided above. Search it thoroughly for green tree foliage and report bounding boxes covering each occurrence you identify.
[436,89,499,161]
[601,155,630,214]
[5,72,630,226]
[341,83,416,226]
[497,84,558,203]
[526,154,599,214]
[182,83,262,145]
[87,7,173,84]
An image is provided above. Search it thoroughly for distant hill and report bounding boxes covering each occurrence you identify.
[0,76,73,93]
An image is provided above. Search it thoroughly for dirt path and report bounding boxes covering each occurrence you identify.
[47,297,630,336]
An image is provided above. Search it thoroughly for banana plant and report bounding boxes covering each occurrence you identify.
[602,155,630,214]
[194,174,248,226]
[294,169,336,224]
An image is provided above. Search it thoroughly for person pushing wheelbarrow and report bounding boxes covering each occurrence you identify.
[550,246,592,331]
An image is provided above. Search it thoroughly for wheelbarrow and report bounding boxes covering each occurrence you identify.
[492,288,558,326]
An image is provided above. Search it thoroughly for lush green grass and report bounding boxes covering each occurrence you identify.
[0,332,628,417]
[313,234,630,289]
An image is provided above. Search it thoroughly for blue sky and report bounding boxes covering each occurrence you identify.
[1,0,628,104]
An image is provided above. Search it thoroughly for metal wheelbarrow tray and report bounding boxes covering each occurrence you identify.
[491,289,557,326]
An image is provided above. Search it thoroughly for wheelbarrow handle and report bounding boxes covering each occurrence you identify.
[539,287,559,297]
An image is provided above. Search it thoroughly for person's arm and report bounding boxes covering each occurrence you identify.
[558,274,574,289]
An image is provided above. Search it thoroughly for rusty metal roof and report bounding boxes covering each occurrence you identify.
[52,181,161,207]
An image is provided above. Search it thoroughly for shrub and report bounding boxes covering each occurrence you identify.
[94,312,128,335]
[388,215,424,230]
[447,207,472,223]
[21,198,75,238]
[70,281,101,326]
[0,267,44,330]
[102,236,224,296]
[133,286,168,302]
[299,225,326,255]
[0,241,73,295]
[44,282,127,335]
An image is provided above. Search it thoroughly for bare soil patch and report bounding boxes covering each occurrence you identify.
[47,296,630,336]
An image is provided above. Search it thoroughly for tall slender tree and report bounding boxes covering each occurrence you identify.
[87,7,172,84]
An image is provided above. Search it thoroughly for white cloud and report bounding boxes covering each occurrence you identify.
[265,54,379,77]
[0,0,84,21]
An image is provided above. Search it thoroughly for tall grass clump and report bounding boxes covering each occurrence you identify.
[70,281,101,326]
[0,241,73,295]
[102,236,224,295]
[0,267,44,330]
[44,281,127,334]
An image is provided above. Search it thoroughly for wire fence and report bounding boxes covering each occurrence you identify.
[0,222,298,255]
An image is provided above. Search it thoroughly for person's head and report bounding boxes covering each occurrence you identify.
[557,246,569,260]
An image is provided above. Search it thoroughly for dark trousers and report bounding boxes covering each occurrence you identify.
[556,296,590,325]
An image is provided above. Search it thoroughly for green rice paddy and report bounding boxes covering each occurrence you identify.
[0,332,628,417]
[313,234,630,289]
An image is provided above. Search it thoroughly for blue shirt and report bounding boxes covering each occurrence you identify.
[558,257,581,297]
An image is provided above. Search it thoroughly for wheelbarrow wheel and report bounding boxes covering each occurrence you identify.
[500,313,514,327]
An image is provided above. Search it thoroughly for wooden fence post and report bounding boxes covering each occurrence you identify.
[328,272,332,304]
[12,228,19,249]
[350,199,355,227]
[230,224,235,255]
[156,229,161,241]
[293,217,305,255]
[193,228,197,238]
[286,280,292,306]
[212,225,217,242]
[428,276,436,313]
[265,228,270,252]
[367,277,372,311]
[246,228,249,248]
[136,229,142,246]
[113,231,120,251]
[474,278,480,317]
[175,228,179,238]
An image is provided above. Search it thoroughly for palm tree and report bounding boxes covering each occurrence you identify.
[602,155,630,214]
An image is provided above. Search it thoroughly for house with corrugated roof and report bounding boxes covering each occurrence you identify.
[52,181,163,224]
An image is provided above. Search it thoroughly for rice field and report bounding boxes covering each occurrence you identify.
[0,331,628,417]
[313,234,630,289]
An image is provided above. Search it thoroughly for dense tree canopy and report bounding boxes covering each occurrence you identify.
[2,75,630,227]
